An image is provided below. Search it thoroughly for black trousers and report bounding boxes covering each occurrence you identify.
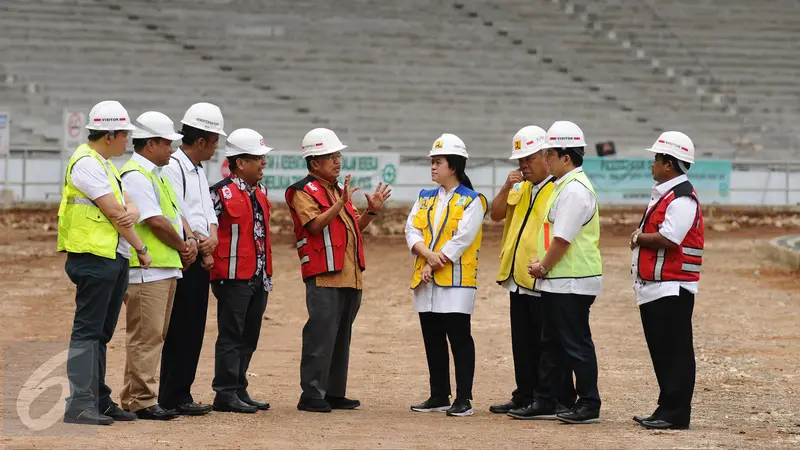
[640,288,696,426]
[159,257,210,408]
[419,312,475,400]
[534,292,601,410]
[64,252,129,413]
[510,291,576,406]
[211,279,268,397]
[300,279,362,400]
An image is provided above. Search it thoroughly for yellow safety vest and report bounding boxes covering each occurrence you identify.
[497,178,555,290]
[120,158,183,269]
[57,144,124,259]
[537,170,603,279]
[410,185,487,289]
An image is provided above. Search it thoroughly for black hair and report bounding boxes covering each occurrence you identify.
[443,155,473,190]
[227,155,244,175]
[181,125,216,146]
[658,153,691,174]
[87,131,109,142]
[556,147,584,167]
[132,138,149,152]
[306,157,315,171]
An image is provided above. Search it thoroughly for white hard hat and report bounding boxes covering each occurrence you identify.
[225,128,273,157]
[646,131,695,165]
[510,126,547,159]
[85,100,137,132]
[545,120,586,150]
[429,133,469,159]
[132,111,183,141]
[180,102,227,136]
[301,128,347,159]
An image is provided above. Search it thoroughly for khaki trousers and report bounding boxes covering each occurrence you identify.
[120,278,177,412]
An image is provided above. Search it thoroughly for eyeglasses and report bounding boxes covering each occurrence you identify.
[319,152,342,162]
[240,155,266,162]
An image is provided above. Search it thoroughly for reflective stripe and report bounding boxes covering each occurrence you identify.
[682,263,702,273]
[296,237,307,249]
[653,248,666,281]
[452,258,462,287]
[682,247,704,257]
[322,226,335,271]
[228,224,239,279]
[66,197,95,206]
[300,255,310,264]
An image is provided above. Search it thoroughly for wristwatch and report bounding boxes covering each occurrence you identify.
[136,245,149,255]
[186,236,198,242]
[632,230,641,245]
[539,265,549,276]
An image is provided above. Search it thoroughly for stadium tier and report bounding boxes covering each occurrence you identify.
[0,0,797,158]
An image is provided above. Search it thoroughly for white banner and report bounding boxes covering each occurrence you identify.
[62,109,86,153]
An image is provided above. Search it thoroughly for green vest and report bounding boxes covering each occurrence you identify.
[537,170,602,279]
[57,145,123,259]
[120,158,183,269]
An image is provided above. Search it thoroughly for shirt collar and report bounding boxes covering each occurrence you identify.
[309,171,339,189]
[554,167,583,185]
[533,175,554,190]
[176,147,202,171]
[230,173,257,193]
[438,184,459,196]
[131,152,159,175]
[653,174,689,198]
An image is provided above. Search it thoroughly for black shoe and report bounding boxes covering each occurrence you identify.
[410,397,451,413]
[239,391,270,411]
[63,408,114,426]
[446,399,473,417]
[557,405,600,424]
[507,401,557,420]
[556,403,573,415]
[102,402,137,421]
[640,419,689,430]
[489,400,523,414]
[297,397,332,413]
[325,396,360,410]
[175,402,213,416]
[633,414,655,425]
[135,405,179,421]
[213,397,258,413]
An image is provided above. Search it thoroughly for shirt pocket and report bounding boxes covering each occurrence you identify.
[86,207,111,224]
[225,198,249,218]
[412,208,429,229]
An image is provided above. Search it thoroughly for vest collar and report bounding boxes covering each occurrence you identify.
[554,167,583,186]
[131,152,160,176]
[652,174,688,200]
[533,175,554,190]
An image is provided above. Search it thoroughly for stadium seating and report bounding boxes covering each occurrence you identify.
[0,0,797,158]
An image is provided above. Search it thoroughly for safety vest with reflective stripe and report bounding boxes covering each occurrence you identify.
[57,144,123,259]
[410,185,487,289]
[497,178,555,290]
[637,180,704,282]
[537,170,603,279]
[211,177,273,281]
[285,176,365,281]
[119,159,183,269]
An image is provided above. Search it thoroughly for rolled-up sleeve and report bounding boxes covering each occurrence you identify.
[440,198,485,262]
[405,199,425,253]
[122,172,162,222]
[659,197,697,244]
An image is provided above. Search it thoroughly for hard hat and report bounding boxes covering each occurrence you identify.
[429,133,469,159]
[645,131,695,165]
[545,120,586,152]
[224,128,273,157]
[132,111,183,141]
[510,125,547,159]
[85,100,137,131]
[180,102,227,136]
[301,128,347,159]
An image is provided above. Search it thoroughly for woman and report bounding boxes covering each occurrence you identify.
[405,133,487,417]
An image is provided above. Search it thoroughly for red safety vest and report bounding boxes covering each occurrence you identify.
[211,177,273,281]
[637,181,704,282]
[285,175,366,281]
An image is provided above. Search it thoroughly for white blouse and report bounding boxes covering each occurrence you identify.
[404,185,485,314]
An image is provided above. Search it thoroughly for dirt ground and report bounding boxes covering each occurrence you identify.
[0,209,799,449]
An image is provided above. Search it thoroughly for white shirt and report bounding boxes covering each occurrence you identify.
[632,174,699,306]
[405,185,485,314]
[537,167,603,296]
[71,155,131,259]
[162,147,218,238]
[501,176,554,297]
[121,153,184,284]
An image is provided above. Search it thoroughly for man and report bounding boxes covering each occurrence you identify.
[285,127,391,413]
[58,100,151,425]
[630,131,703,430]
[527,120,603,424]
[208,128,273,414]
[119,111,197,420]
[488,126,577,418]
[159,102,226,415]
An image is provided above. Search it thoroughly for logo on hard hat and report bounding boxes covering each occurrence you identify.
[514,140,522,151]
[434,141,443,148]
[658,139,689,152]
[259,138,264,146]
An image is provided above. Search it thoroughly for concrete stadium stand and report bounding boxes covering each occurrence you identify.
[768,235,800,271]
